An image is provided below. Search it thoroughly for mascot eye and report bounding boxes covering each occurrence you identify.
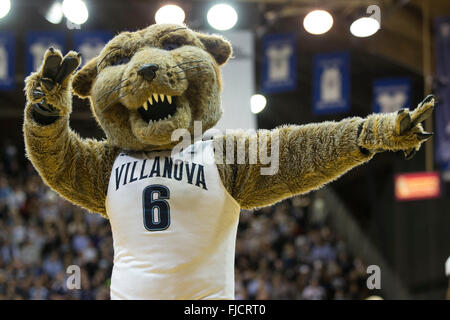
[111,56,130,66]
[163,42,181,51]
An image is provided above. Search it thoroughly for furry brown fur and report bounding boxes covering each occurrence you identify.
[23,23,434,218]
[214,117,373,209]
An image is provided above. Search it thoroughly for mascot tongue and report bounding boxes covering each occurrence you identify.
[138,96,178,122]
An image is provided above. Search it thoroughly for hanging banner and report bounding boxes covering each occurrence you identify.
[373,78,411,113]
[434,17,450,165]
[313,52,350,115]
[0,32,15,90]
[74,31,113,65]
[261,33,297,93]
[26,31,65,75]
[442,162,450,182]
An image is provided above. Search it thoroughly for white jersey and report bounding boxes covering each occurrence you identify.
[105,140,241,299]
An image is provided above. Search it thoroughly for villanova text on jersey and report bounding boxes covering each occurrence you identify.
[114,155,208,191]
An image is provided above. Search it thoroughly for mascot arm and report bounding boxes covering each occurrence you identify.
[215,95,434,210]
[23,47,119,218]
[215,117,373,209]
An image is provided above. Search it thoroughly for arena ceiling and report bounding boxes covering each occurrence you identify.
[0,0,449,135]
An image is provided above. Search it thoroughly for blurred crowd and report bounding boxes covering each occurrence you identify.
[0,141,370,300]
[235,197,370,300]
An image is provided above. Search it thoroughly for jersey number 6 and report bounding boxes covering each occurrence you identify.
[142,184,170,231]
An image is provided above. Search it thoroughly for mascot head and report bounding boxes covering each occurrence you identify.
[72,24,232,150]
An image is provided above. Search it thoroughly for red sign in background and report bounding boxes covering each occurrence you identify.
[395,172,441,201]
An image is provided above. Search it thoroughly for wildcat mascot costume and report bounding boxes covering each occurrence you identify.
[23,24,435,299]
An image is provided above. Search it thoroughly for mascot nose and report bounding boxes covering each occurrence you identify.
[137,63,159,82]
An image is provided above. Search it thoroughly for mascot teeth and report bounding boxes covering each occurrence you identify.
[142,94,173,111]
[146,94,173,107]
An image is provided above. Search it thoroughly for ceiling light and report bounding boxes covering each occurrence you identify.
[46,1,64,24]
[350,17,380,37]
[250,94,267,114]
[155,4,185,25]
[62,0,89,25]
[207,4,238,31]
[303,10,333,35]
[0,0,11,19]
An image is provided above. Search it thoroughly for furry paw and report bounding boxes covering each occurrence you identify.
[24,47,82,114]
[358,95,435,159]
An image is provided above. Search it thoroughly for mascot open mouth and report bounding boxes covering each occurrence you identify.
[137,94,178,123]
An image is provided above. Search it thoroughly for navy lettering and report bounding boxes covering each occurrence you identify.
[162,157,173,178]
[185,162,196,185]
[149,157,161,177]
[129,161,138,183]
[174,160,183,181]
[115,164,126,190]
[196,165,207,190]
[114,157,208,191]
[123,162,131,185]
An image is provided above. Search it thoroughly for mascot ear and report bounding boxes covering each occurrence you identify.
[197,33,233,66]
[72,57,98,98]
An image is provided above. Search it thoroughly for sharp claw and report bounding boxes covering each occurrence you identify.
[404,149,417,160]
[420,94,435,106]
[416,132,434,141]
[32,90,45,99]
